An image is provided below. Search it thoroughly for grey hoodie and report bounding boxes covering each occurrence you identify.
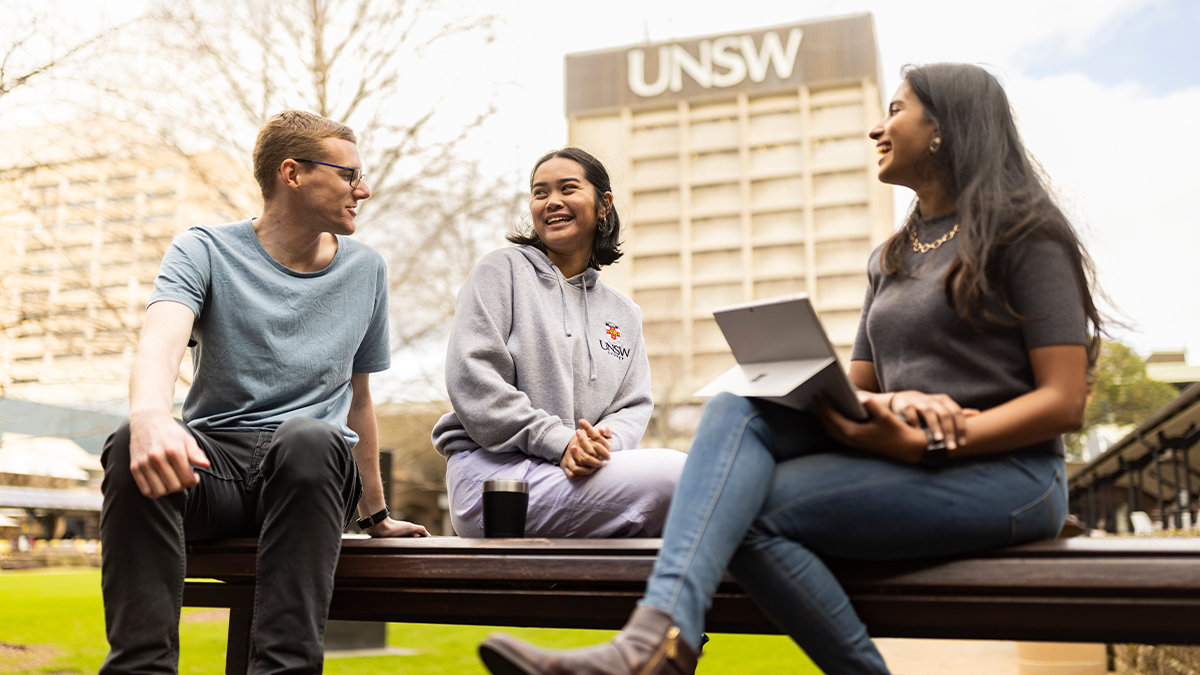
[431,245,652,462]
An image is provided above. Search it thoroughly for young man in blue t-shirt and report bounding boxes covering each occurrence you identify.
[99,110,428,675]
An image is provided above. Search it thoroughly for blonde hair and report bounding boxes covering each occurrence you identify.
[252,110,357,200]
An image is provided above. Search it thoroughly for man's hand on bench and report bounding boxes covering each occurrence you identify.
[363,518,430,538]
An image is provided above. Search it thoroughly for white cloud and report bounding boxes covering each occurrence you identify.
[1004,74,1200,355]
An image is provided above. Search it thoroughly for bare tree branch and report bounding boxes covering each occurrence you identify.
[3,0,513,405]
[89,0,513,385]
[0,14,140,106]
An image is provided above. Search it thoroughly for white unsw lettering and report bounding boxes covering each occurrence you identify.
[627,28,803,97]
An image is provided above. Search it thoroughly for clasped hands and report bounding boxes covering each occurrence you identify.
[817,390,980,464]
[559,419,612,480]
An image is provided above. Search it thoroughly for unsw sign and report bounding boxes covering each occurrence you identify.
[565,14,879,116]
[627,29,803,97]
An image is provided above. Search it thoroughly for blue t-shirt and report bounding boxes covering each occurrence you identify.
[149,219,391,446]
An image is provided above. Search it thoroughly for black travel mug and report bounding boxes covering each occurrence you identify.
[482,478,529,538]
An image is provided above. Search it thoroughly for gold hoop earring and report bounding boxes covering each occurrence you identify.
[929,136,942,153]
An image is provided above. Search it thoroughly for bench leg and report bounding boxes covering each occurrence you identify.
[226,608,252,675]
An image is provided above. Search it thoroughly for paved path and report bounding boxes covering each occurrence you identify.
[876,639,1020,675]
[875,639,1108,675]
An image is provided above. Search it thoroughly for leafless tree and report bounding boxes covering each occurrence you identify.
[0,5,138,112]
[115,0,519,353]
[0,8,193,399]
[640,323,702,451]
[0,118,255,398]
[1,0,519,401]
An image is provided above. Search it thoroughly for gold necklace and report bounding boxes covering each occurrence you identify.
[910,223,959,253]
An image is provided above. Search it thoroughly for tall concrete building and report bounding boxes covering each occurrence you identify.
[565,14,893,404]
[0,118,258,403]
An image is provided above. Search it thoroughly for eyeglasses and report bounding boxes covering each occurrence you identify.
[294,159,366,189]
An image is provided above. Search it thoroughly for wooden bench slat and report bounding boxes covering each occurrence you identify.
[832,557,1200,594]
[189,536,664,555]
[182,581,1200,642]
[184,534,1200,675]
[187,535,1200,558]
[188,540,1200,595]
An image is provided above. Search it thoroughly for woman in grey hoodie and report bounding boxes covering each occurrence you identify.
[432,147,686,538]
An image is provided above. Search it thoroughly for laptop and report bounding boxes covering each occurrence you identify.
[694,293,869,421]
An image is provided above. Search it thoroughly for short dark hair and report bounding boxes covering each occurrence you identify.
[507,147,624,269]
[252,110,357,201]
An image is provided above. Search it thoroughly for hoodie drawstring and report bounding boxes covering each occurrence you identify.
[556,273,572,338]
[554,267,598,382]
[581,276,596,382]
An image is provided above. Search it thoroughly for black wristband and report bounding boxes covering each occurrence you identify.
[920,426,949,470]
[357,506,389,531]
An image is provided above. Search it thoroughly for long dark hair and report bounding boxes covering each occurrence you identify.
[507,147,624,269]
[880,63,1103,366]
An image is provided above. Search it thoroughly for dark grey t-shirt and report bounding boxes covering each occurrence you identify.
[149,220,391,446]
[851,211,1087,455]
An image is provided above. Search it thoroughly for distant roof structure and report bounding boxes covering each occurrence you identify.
[1068,382,1200,530]
[0,486,103,511]
[0,449,88,480]
[0,398,124,455]
[0,433,102,479]
[1146,351,1200,388]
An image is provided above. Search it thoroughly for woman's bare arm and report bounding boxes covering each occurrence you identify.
[823,344,1088,462]
[948,344,1087,456]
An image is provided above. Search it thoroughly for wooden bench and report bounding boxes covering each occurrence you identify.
[184,536,1200,673]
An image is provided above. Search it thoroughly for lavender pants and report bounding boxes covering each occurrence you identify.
[446,446,686,538]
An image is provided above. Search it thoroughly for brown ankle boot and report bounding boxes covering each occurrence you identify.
[478,606,698,675]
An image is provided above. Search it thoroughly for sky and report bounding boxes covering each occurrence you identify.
[5,0,1200,400]
[368,0,1200,397]
[456,0,1199,362]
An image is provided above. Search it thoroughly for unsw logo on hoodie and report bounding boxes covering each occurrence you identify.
[600,322,631,359]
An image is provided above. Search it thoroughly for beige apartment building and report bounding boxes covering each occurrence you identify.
[0,118,258,403]
[565,14,894,404]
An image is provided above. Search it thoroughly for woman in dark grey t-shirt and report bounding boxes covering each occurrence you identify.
[479,64,1102,675]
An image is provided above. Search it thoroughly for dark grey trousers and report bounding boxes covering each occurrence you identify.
[99,417,363,675]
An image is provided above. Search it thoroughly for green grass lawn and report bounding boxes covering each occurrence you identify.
[0,568,821,674]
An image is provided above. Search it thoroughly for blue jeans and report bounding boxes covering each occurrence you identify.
[640,393,1066,675]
